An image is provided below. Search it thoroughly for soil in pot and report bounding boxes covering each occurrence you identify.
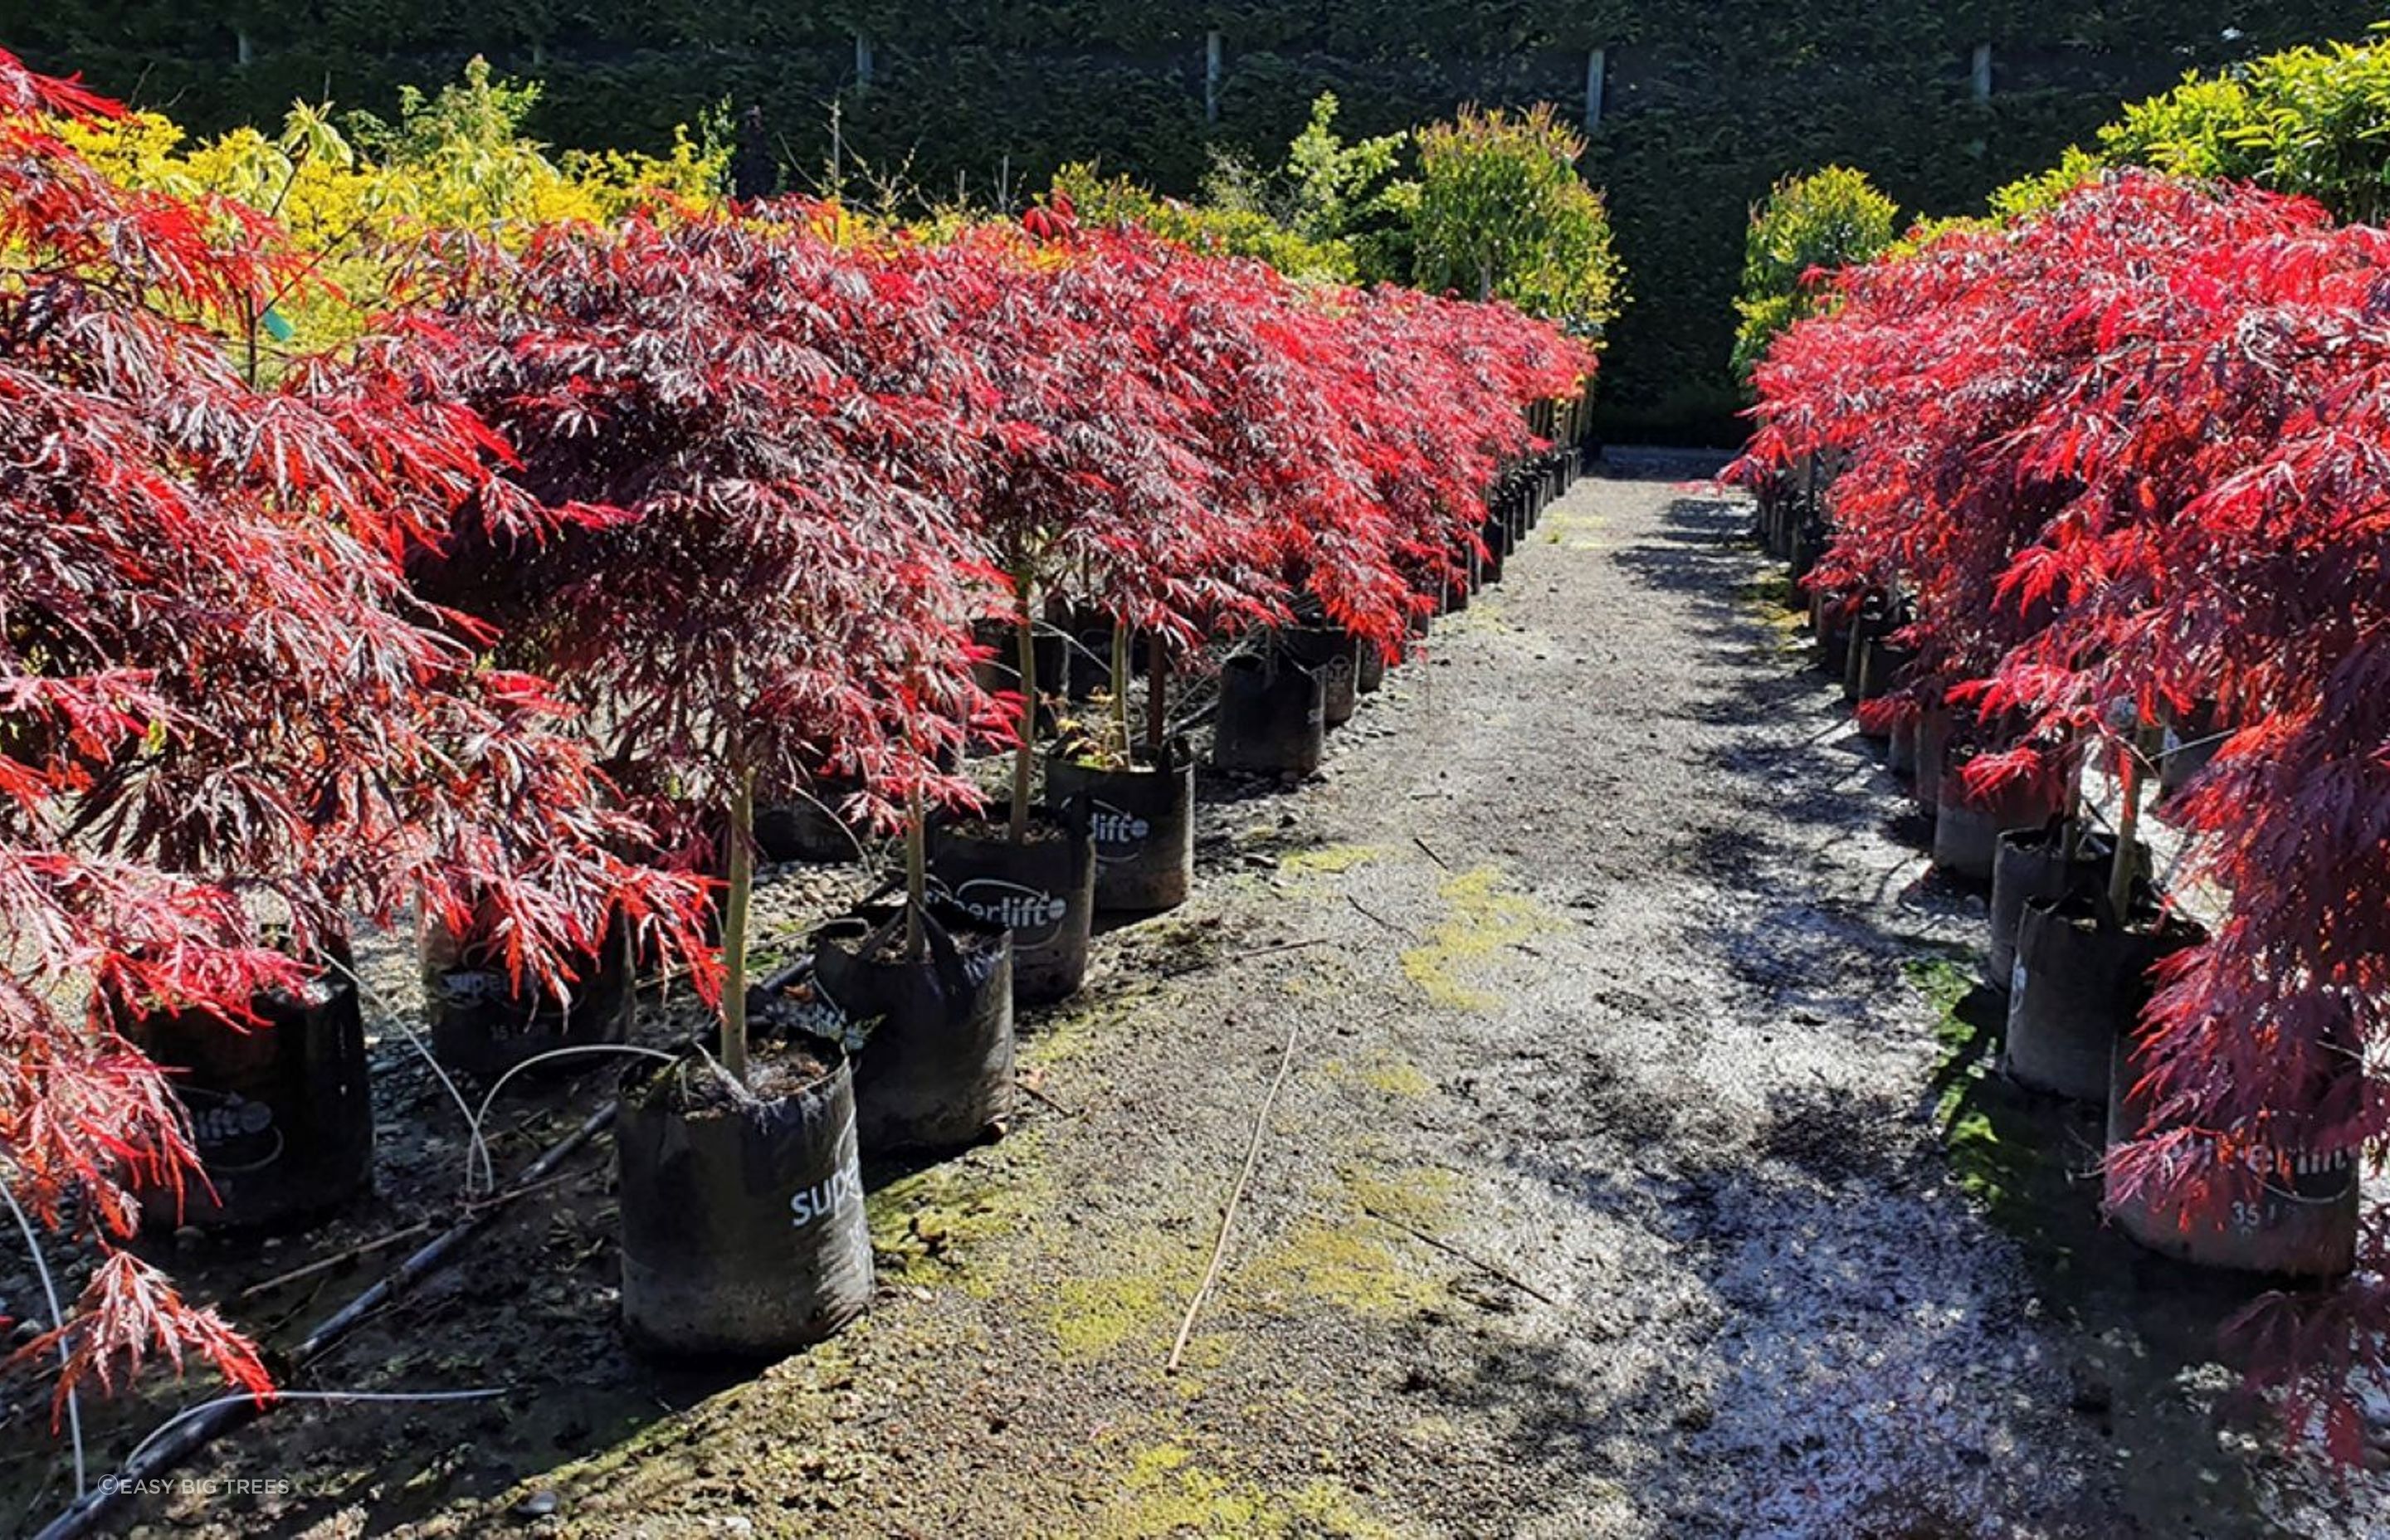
[813,901,1013,1157]
[1987,824,2120,992]
[929,807,1095,1007]
[617,1041,872,1356]
[123,939,374,1231]
[2004,892,2196,1102]
[1212,651,1326,777]
[1047,739,1196,912]
[1932,753,2066,885]
[2105,1021,2359,1278]
[424,911,636,1083]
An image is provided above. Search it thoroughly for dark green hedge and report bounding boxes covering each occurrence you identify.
[9,2,2384,441]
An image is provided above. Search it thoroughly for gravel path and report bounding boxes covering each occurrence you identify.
[43,471,2386,1538]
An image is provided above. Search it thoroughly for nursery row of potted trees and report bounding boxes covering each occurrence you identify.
[1738,170,2390,1450]
[0,44,1598,1425]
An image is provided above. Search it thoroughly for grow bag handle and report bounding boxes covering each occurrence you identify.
[848,882,978,1000]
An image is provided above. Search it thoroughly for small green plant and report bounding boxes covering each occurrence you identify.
[1053,697,1136,772]
[1729,166,1900,384]
[1407,103,1624,342]
[1054,162,1355,280]
[1201,93,1412,279]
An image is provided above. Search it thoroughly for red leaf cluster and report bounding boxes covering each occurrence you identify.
[2,48,711,1416]
[1734,169,2390,1437]
[2,40,1592,1422]
[378,199,1593,834]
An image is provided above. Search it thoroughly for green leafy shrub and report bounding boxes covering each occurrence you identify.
[1729,166,1900,384]
[1999,33,2390,224]
[23,3,2389,441]
[1053,162,1357,280]
[2100,39,2390,222]
[1409,103,1624,342]
[1201,93,1411,280]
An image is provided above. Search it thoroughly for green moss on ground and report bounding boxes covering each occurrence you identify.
[1234,1162,1455,1318]
[1536,504,1614,553]
[1088,1430,1406,1539]
[867,1132,1046,1291]
[1357,1056,1433,1098]
[1280,844,1384,876]
[1046,1226,1208,1362]
[1398,866,1558,1011]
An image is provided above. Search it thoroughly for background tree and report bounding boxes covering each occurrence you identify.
[1197,93,1410,278]
[1407,103,1624,342]
[57,56,728,353]
[1729,166,1900,385]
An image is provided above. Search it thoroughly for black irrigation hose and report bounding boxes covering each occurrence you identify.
[33,613,1416,1533]
[33,1099,621,1540]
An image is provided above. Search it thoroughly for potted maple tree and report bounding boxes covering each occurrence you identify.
[0,47,710,1428]
[917,214,1224,991]
[1738,173,2368,1288]
[1022,232,1291,909]
[393,207,994,1352]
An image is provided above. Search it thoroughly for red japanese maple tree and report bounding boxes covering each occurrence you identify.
[0,49,711,1416]
[922,213,1266,836]
[1338,284,1593,614]
[379,206,1007,1070]
[920,205,1592,808]
[1739,176,2325,790]
[1976,208,2390,1456]
[1736,170,2390,1455]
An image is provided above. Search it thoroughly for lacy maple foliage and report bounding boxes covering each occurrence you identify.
[1,48,710,1418]
[1735,169,2390,1453]
[385,207,1008,843]
[3,38,1593,1428]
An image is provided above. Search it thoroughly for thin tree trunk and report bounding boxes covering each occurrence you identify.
[1146,633,1168,755]
[1009,574,1036,843]
[2107,740,2142,920]
[904,783,926,961]
[2060,728,2085,866]
[719,764,756,1084]
[1111,624,1132,755]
